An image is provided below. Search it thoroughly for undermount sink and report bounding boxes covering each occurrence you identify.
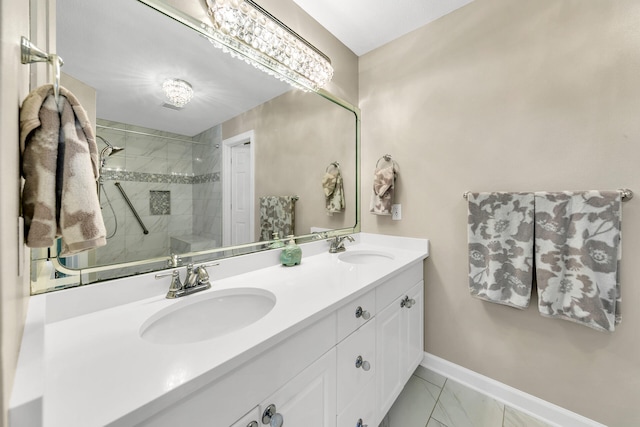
[140,288,276,345]
[338,250,395,264]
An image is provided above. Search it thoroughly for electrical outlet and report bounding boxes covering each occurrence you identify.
[391,204,401,220]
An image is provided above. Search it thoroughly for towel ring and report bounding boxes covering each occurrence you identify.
[326,161,340,172]
[20,36,64,106]
[376,155,397,170]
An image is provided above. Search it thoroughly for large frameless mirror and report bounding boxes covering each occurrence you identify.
[30,0,359,293]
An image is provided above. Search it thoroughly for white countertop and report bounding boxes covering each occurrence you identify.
[10,233,429,427]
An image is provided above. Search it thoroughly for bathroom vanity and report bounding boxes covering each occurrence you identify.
[10,233,429,427]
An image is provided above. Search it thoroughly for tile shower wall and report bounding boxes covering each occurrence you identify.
[95,119,221,277]
[192,125,222,248]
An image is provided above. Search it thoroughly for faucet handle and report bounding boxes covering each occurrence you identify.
[194,263,219,287]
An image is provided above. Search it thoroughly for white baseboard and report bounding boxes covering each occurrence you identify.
[421,353,606,427]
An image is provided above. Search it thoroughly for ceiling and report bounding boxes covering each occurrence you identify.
[57,0,291,137]
[56,0,473,138]
[290,0,475,56]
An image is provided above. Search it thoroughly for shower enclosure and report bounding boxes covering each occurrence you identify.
[94,119,222,279]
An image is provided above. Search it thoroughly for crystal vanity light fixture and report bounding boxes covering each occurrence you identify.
[204,0,334,92]
[162,78,194,108]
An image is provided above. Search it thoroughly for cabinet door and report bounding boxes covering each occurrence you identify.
[376,281,424,422]
[259,349,337,427]
[230,407,260,427]
[375,295,404,419]
[336,318,376,412]
[337,379,375,427]
[403,282,424,380]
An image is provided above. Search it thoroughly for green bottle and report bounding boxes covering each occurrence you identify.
[269,232,285,249]
[280,235,302,267]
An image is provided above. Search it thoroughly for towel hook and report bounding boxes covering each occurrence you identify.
[20,36,64,106]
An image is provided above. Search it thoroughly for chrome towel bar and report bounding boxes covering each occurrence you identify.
[463,188,633,202]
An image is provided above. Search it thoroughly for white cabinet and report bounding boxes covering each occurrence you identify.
[259,349,337,427]
[336,318,376,427]
[230,407,260,427]
[376,280,424,422]
[138,262,424,427]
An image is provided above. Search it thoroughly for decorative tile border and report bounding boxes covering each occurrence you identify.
[101,170,219,185]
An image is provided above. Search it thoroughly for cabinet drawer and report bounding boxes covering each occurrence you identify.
[337,378,376,427]
[336,318,376,412]
[375,263,422,313]
[337,290,375,342]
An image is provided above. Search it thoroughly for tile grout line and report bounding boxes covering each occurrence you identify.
[426,377,448,427]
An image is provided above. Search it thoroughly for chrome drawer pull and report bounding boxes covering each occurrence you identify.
[400,296,415,308]
[355,306,371,320]
[262,404,283,427]
[355,355,371,371]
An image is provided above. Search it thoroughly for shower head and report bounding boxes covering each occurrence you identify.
[97,134,124,157]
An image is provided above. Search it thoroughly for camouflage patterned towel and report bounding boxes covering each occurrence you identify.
[259,196,296,241]
[322,166,345,215]
[534,191,622,332]
[20,85,106,255]
[468,192,535,308]
[369,164,396,215]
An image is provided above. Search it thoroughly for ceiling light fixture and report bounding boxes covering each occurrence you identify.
[203,0,334,92]
[162,78,194,108]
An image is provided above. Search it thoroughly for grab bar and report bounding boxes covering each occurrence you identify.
[114,182,149,235]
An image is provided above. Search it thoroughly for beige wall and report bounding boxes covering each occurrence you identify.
[223,90,357,240]
[359,0,640,425]
[220,0,360,240]
[0,0,34,425]
[258,0,359,106]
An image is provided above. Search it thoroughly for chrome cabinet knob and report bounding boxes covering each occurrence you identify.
[355,355,371,371]
[356,418,368,427]
[355,306,370,320]
[247,422,258,427]
[400,296,415,308]
[262,404,283,427]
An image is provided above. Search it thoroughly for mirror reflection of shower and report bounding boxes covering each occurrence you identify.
[97,134,124,239]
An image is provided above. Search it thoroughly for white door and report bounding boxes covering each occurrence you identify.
[222,130,255,246]
[230,143,252,245]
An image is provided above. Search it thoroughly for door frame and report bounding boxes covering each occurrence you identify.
[222,130,255,246]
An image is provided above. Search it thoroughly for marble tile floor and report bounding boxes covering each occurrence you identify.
[379,366,554,427]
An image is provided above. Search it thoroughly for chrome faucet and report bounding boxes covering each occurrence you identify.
[328,235,355,253]
[155,262,218,299]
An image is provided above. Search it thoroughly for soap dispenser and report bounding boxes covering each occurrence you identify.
[280,235,302,267]
[269,232,285,249]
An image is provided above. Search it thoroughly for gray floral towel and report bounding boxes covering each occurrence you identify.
[259,196,297,241]
[534,191,622,332]
[468,192,534,308]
